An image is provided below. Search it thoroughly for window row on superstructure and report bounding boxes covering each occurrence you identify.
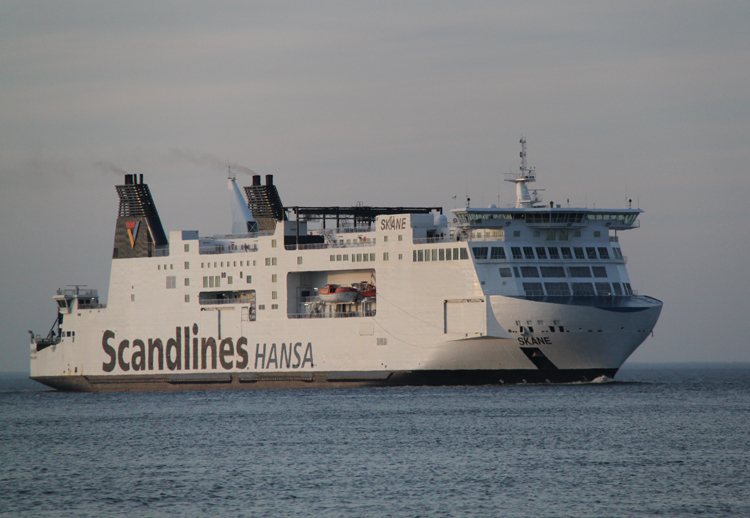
[519,281,634,297]
[471,245,623,261]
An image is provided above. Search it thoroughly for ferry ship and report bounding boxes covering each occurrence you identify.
[29,139,662,391]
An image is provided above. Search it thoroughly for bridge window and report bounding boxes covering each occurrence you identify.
[561,247,573,259]
[548,247,560,260]
[595,282,613,296]
[535,247,547,259]
[586,247,597,259]
[569,267,592,278]
[540,267,565,278]
[472,247,489,259]
[574,247,585,259]
[572,283,595,296]
[598,247,610,259]
[522,283,544,297]
[499,267,513,278]
[520,266,539,278]
[544,282,570,296]
[592,267,608,278]
[490,247,506,259]
[511,247,523,260]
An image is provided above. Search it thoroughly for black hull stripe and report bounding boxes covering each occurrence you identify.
[32,369,618,392]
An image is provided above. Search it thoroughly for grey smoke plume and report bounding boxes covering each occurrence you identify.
[94,160,129,175]
[168,149,257,175]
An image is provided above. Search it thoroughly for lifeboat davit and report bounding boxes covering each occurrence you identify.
[318,284,359,303]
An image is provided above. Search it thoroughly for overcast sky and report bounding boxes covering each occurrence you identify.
[2,0,749,373]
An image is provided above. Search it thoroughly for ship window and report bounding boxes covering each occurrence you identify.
[364,253,370,262]
[613,283,623,296]
[540,267,565,278]
[624,283,633,295]
[499,267,513,278]
[586,247,597,259]
[561,247,573,259]
[343,254,349,261]
[131,294,135,302]
[595,282,612,295]
[203,276,208,287]
[523,247,534,259]
[384,236,388,242]
[574,231,581,237]
[533,231,540,238]
[265,258,271,266]
[384,252,389,261]
[357,253,363,262]
[460,248,469,260]
[431,250,436,261]
[208,276,214,288]
[545,230,556,241]
[228,276,233,285]
[215,276,220,287]
[439,249,444,261]
[558,229,568,241]
[240,271,243,278]
[544,282,570,296]
[613,247,623,259]
[513,231,520,237]
[598,247,610,259]
[535,247,547,259]
[548,247,560,259]
[272,258,277,266]
[298,256,303,265]
[272,291,277,300]
[522,283,543,297]
[511,247,523,260]
[221,272,227,278]
[184,278,189,286]
[445,248,452,261]
[490,247,506,260]
[184,262,189,269]
[520,266,539,278]
[418,250,424,261]
[569,267,591,277]
[246,275,252,283]
[472,247,488,259]
[330,255,335,261]
[398,254,403,260]
[185,295,190,303]
[272,239,277,248]
[335,255,341,261]
[158,265,161,270]
[398,235,403,241]
[574,247,585,259]
[271,304,278,310]
[166,276,176,289]
[572,282,595,296]
[592,267,607,278]
[201,263,204,268]
[593,231,601,238]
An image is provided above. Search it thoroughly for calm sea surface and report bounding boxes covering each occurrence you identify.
[1,364,748,518]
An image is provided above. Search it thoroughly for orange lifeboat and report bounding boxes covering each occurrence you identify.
[318,284,359,303]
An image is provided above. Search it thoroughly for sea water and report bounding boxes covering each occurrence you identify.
[1,364,748,517]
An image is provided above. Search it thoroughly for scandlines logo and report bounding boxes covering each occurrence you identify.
[125,221,140,248]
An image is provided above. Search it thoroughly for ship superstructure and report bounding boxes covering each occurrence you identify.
[30,141,662,391]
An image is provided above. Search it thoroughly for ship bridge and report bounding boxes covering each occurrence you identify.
[453,208,641,231]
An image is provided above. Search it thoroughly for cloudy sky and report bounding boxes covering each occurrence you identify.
[2,1,749,373]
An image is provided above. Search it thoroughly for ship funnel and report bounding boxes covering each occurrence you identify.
[266,174,274,186]
[252,175,261,186]
[229,172,258,233]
